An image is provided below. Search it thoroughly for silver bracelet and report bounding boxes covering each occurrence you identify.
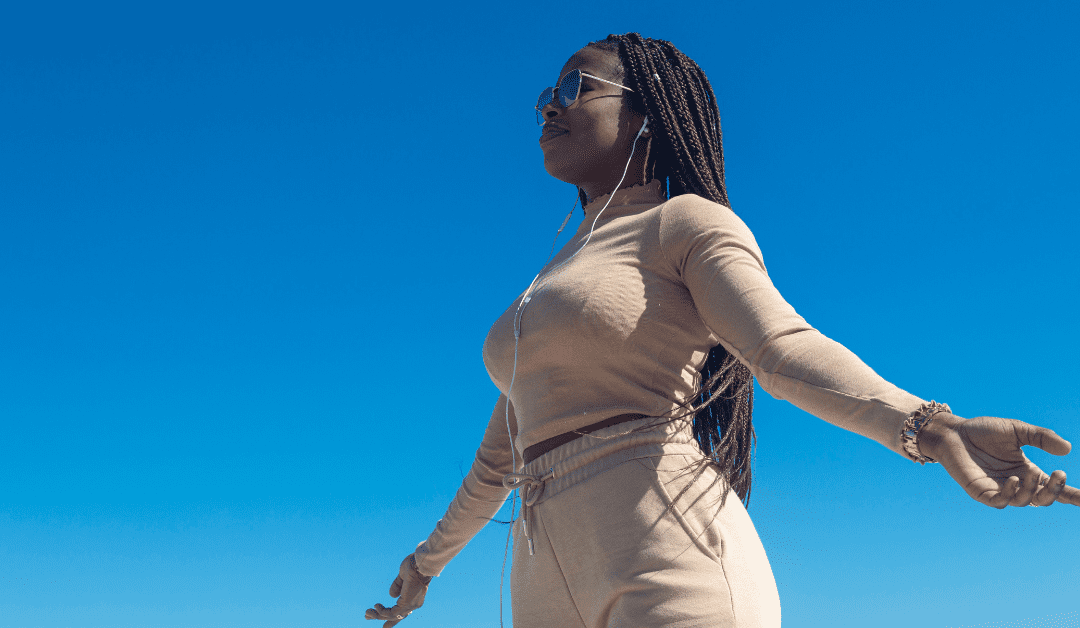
[901,400,951,465]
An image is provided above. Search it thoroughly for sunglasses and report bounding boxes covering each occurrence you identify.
[535,69,634,125]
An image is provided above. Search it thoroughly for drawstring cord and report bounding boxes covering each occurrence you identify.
[501,467,556,556]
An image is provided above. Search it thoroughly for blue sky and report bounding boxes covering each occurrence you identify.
[1,1,1078,627]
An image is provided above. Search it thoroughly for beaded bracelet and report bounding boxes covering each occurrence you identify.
[901,400,952,465]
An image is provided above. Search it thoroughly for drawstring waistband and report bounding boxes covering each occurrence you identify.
[500,415,691,563]
[502,467,555,556]
[495,415,701,628]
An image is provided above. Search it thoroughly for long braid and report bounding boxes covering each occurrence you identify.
[588,33,755,508]
[612,34,730,205]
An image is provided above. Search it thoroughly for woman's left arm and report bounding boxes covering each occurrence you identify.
[658,195,1078,509]
[916,412,1078,508]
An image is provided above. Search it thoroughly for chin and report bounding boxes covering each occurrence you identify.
[542,154,578,186]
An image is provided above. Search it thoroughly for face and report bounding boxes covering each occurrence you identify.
[538,46,649,202]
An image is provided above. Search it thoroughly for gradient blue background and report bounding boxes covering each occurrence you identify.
[2,1,1078,627]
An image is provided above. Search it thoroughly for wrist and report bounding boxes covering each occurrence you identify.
[915,411,965,462]
[901,401,954,464]
[409,554,434,582]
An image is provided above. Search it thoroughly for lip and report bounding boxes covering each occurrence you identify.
[539,123,569,143]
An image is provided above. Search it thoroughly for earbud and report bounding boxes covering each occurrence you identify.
[641,116,650,135]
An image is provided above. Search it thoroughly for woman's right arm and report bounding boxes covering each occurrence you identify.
[366,395,518,625]
[412,394,519,576]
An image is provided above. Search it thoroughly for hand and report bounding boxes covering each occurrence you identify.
[918,413,1079,509]
[365,554,433,627]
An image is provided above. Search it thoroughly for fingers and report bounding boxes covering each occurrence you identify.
[365,603,391,620]
[1010,470,1048,507]
[982,471,1079,508]
[365,603,410,626]
[367,553,433,625]
[1056,483,1080,507]
[1029,471,1066,507]
[964,475,1017,509]
[972,473,1080,509]
[1016,424,1072,456]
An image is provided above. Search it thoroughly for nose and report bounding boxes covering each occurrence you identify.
[542,103,562,122]
[541,88,563,120]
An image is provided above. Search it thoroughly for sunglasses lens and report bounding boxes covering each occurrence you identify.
[535,71,583,123]
[558,70,581,107]
[536,87,554,110]
[536,87,554,124]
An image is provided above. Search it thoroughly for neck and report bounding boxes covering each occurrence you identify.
[581,178,666,216]
[580,134,653,203]
[582,178,654,207]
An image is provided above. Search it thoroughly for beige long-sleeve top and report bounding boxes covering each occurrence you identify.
[412,180,927,577]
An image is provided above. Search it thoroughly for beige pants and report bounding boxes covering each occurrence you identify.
[507,417,781,628]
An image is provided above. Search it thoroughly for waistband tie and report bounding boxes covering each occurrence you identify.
[502,467,555,556]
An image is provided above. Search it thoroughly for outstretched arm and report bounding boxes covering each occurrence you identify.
[658,195,1076,509]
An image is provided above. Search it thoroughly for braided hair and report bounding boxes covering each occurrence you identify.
[587,33,756,509]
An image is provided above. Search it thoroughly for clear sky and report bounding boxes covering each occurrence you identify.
[2,1,1078,627]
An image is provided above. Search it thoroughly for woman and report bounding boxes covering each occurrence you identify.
[366,33,1077,628]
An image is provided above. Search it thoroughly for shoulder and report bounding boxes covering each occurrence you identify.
[658,194,764,262]
[660,191,748,225]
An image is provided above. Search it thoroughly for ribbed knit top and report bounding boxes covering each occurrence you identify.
[485,179,925,458]
[413,181,927,577]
